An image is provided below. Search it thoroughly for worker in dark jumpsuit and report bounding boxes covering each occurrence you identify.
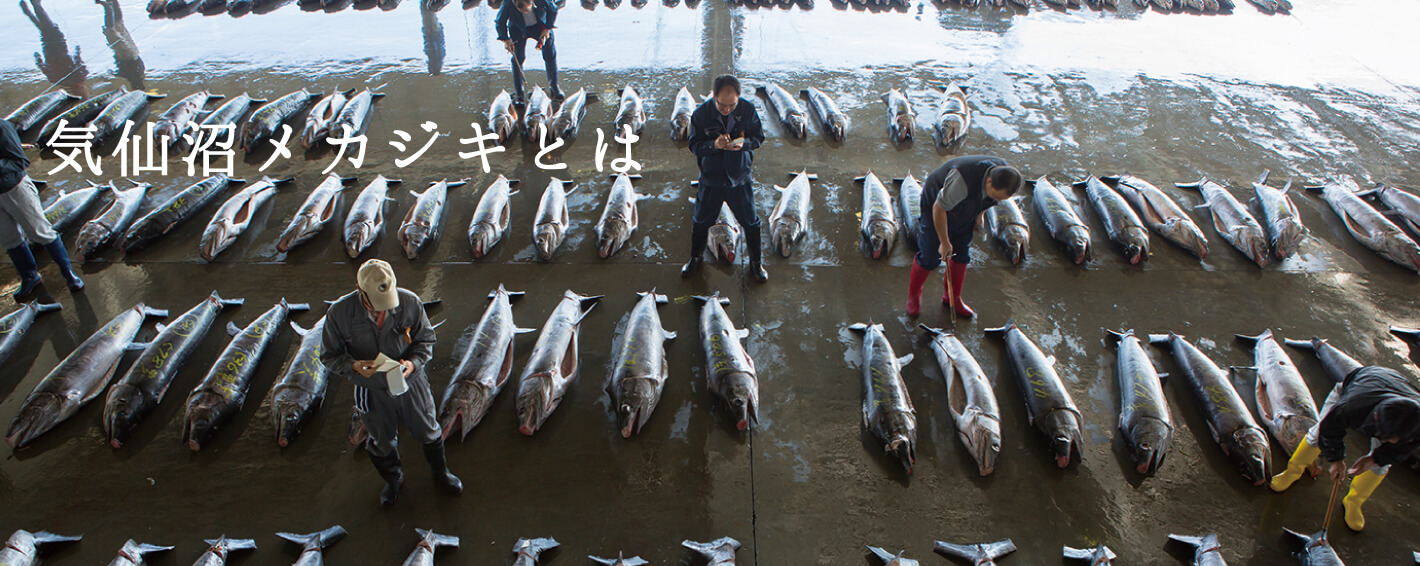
[682,74,768,283]
[321,259,462,506]
[0,119,84,299]
[495,0,560,105]
[904,155,1021,318]
[1270,365,1420,531]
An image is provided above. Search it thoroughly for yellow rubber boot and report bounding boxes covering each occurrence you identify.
[1342,469,1386,532]
[1269,438,1321,492]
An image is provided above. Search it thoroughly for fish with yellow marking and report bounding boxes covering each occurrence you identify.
[269,316,330,448]
[694,294,759,431]
[610,290,677,437]
[1150,332,1271,485]
[1030,176,1091,264]
[439,285,534,441]
[182,299,309,451]
[985,319,1083,468]
[1108,329,1173,475]
[104,292,244,448]
[921,325,1000,476]
[120,174,244,253]
[0,301,62,369]
[848,321,916,474]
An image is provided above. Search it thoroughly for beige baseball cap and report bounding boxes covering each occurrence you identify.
[357,259,400,312]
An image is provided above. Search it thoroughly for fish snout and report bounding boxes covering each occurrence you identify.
[618,404,639,438]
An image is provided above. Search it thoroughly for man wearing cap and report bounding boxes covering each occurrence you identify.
[321,259,461,506]
[904,155,1022,318]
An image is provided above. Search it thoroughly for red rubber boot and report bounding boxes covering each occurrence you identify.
[905,260,931,317]
[946,259,975,318]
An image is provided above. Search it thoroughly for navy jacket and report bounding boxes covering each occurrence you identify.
[922,154,1006,236]
[0,120,29,194]
[688,98,765,189]
[496,0,558,41]
[1318,366,1420,466]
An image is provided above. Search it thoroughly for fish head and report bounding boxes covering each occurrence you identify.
[616,378,660,438]
[958,410,1001,476]
[1042,409,1083,468]
[1273,414,1315,453]
[879,411,918,474]
[720,372,758,431]
[271,394,313,448]
[494,114,516,143]
[1230,427,1273,485]
[237,122,261,153]
[772,218,802,257]
[1005,226,1029,265]
[533,224,563,261]
[671,116,691,141]
[103,385,148,449]
[1066,227,1091,264]
[399,221,432,260]
[1272,221,1304,259]
[828,117,847,142]
[74,224,108,260]
[1382,235,1420,273]
[866,221,897,259]
[515,374,553,436]
[597,218,632,259]
[199,220,238,261]
[345,222,375,258]
[892,115,914,142]
[1240,229,1270,267]
[938,115,966,143]
[1129,419,1172,475]
[469,223,499,259]
[438,382,491,441]
[787,114,807,140]
[525,116,548,144]
[1125,241,1147,265]
[276,214,318,253]
[5,392,63,449]
[1161,218,1209,259]
[182,394,223,452]
[707,225,741,264]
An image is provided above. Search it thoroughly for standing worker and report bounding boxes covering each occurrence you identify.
[495,0,561,105]
[0,119,83,299]
[682,75,768,283]
[904,155,1021,318]
[1269,365,1420,531]
[321,259,462,506]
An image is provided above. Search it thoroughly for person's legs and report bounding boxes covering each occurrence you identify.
[539,30,561,99]
[1272,384,1340,491]
[358,387,404,506]
[945,226,974,317]
[907,221,941,317]
[725,182,766,282]
[683,185,725,278]
[1342,438,1390,531]
[9,177,80,291]
[510,33,529,103]
[405,375,462,494]
[0,184,41,299]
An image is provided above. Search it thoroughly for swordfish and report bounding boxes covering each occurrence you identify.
[595,173,644,258]
[75,180,149,260]
[438,285,534,441]
[344,174,401,258]
[398,179,465,260]
[1236,330,1319,456]
[1251,171,1307,259]
[515,290,602,435]
[921,325,1001,476]
[1108,329,1173,475]
[1031,176,1092,264]
[694,293,760,431]
[200,176,291,261]
[1307,181,1420,272]
[1177,177,1269,266]
[986,319,1084,468]
[609,291,677,438]
[857,171,899,259]
[768,171,816,257]
[848,322,917,474]
[532,178,575,261]
[468,175,520,259]
[1151,332,1272,485]
[1106,174,1209,259]
[277,173,354,253]
[1078,176,1149,264]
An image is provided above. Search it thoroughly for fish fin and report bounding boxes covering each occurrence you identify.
[1175,179,1206,190]
[1281,527,1313,546]
[285,302,312,312]
[980,540,1017,559]
[126,542,175,555]
[1257,169,1270,186]
[1099,175,1121,184]
[423,299,443,310]
[1157,372,1169,384]
[516,327,537,334]
[32,302,62,313]
[1283,337,1318,350]
[1105,329,1131,343]
[866,546,896,561]
[1304,185,1325,194]
[227,322,241,336]
[847,323,869,334]
[1234,330,1270,346]
[773,185,786,192]
[272,177,296,186]
[1045,355,1056,366]
[414,529,459,548]
[898,353,914,366]
[1062,546,1092,560]
[1390,326,1420,342]
[983,318,1016,335]
[682,538,739,561]
[154,323,168,333]
[218,297,246,308]
[1147,333,1174,345]
[446,180,468,189]
[1167,534,1208,550]
[289,321,310,336]
[919,324,944,337]
[30,531,82,546]
[737,328,750,339]
[223,539,258,551]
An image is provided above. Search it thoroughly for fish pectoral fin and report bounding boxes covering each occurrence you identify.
[227,322,241,336]
[897,353,913,366]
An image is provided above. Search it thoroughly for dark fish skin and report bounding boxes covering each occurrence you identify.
[154,90,223,151]
[1283,336,1362,383]
[610,291,677,438]
[89,90,167,146]
[1078,176,1149,264]
[0,302,62,370]
[5,90,80,131]
[36,88,127,147]
[120,174,242,252]
[199,93,266,144]
[1108,329,1173,475]
[801,87,847,142]
[76,181,149,260]
[274,526,346,566]
[982,196,1029,265]
[343,175,400,259]
[300,89,353,149]
[239,89,319,153]
[1031,176,1092,264]
[1150,333,1272,486]
[6,304,168,449]
[43,181,113,232]
[848,322,917,474]
[694,294,759,431]
[438,285,532,441]
[329,88,384,139]
[270,317,329,448]
[985,319,1084,468]
[182,300,309,451]
[277,173,352,253]
[103,292,244,448]
[757,83,807,140]
[515,291,601,436]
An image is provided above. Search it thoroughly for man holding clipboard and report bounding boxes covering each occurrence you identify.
[683,74,769,283]
[321,259,462,506]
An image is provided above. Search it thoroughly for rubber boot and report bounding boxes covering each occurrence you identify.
[6,245,41,300]
[422,440,464,495]
[42,240,83,291]
[745,223,768,283]
[905,259,930,317]
[370,452,403,506]
[1343,469,1386,531]
[946,259,975,318]
[682,224,708,278]
[1269,437,1320,492]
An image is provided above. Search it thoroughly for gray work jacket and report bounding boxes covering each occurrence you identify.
[320,288,436,391]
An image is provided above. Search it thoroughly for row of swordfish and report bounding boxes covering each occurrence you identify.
[983,173,1420,272]
[0,286,761,451]
[1,528,738,566]
[853,316,1420,486]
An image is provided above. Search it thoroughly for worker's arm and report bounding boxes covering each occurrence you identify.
[934,201,951,259]
[688,107,722,159]
[494,3,512,40]
[738,103,764,152]
[542,0,558,29]
[321,306,385,390]
[1317,403,1348,463]
[402,294,437,376]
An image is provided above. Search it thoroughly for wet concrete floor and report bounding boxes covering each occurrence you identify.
[3,0,1420,564]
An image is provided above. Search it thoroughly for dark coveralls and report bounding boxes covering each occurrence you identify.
[915,155,1006,269]
[495,0,559,99]
[321,288,440,459]
[687,97,766,259]
[1310,366,1420,474]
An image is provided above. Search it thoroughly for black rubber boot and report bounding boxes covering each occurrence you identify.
[422,440,463,495]
[682,224,708,278]
[370,452,403,506]
[7,245,41,300]
[745,223,768,283]
[42,240,83,291]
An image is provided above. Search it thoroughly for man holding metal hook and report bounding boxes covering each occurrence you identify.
[1270,364,1420,532]
[496,0,561,105]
